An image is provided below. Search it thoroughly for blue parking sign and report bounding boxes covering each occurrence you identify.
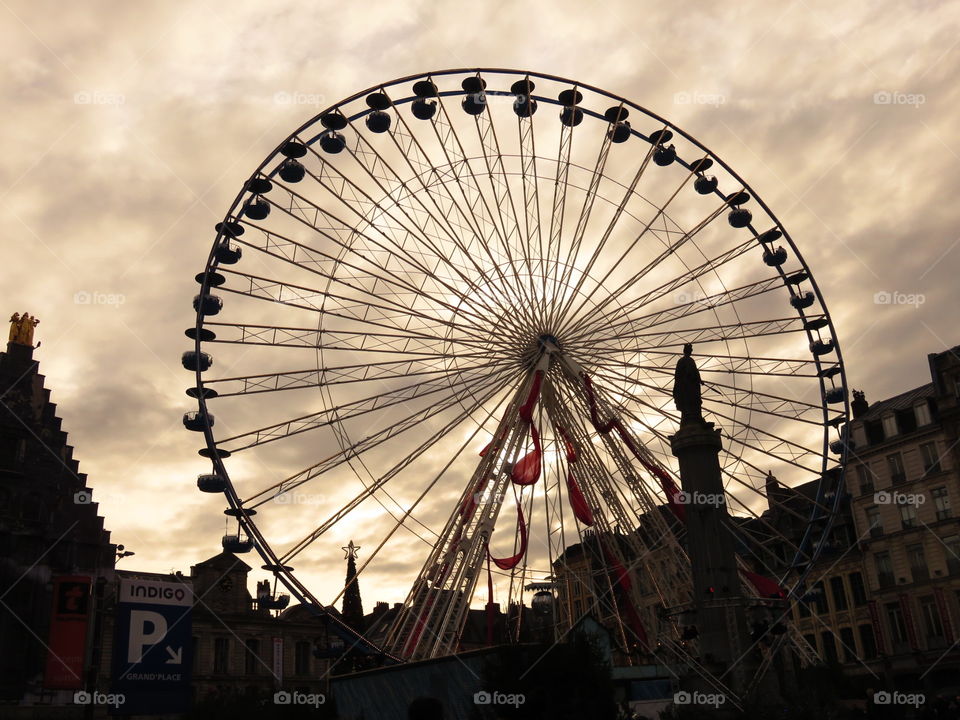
[110,578,193,715]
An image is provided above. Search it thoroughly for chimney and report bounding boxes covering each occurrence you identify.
[851,390,868,419]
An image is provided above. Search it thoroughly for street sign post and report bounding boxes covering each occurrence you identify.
[110,577,193,715]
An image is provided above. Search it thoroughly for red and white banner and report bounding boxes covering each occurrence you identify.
[935,587,954,642]
[43,575,91,689]
[868,600,886,655]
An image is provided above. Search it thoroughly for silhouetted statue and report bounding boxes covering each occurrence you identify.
[673,343,703,425]
[8,312,39,346]
[8,313,20,343]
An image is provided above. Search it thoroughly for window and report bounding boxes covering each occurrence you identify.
[875,552,894,588]
[821,631,838,663]
[915,402,932,426]
[899,502,918,529]
[887,453,906,484]
[921,443,942,474]
[857,465,874,495]
[858,624,877,659]
[813,581,828,614]
[294,640,311,676]
[908,544,929,582]
[244,638,261,675]
[866,506,883,537]
[839,627,856,662]
[933,487,951,520]
[849,572,867,606]
[920,596,944,640]
[944,536,960,575]
[214,638,229,674]
[886,602,908,646]
[830,576,848,611]
[882,415,898,439]
[865,420,885,445]
[852,424,867,449]
[897,408,917,434]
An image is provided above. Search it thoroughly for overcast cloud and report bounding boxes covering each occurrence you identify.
[3,0,959,608]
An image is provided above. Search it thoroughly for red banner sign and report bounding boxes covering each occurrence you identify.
[935,587,954,643]
[900,594,919,650]
[43,575,91,689]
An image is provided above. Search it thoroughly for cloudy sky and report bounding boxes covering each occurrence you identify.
[3,0,959,612]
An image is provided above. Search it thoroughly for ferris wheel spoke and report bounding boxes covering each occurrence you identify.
[549,125,662,332]
[241,365,524,507]
[232,217,516,339]
[199,324,507,365]
[274,147,537,338]
[586,346,824,378]
[576,275,789,346]
[203,353,506,398]
[545,106,575,318]
[428,93,538,320]
[589,359,827,426]
[565,234,758,342]
[583,316,807,353]
[560,199,735,339]
[216,360,516,454]
[279,374,518,566]
[587,364,826,477]
[199,321,504,358]
[546,112,616,332]
[216,268,516,354]
[332,116,538,328]
[516,100,548,325]
[447,92,546,331]
[374,97,537,320]
[587,360,826,432]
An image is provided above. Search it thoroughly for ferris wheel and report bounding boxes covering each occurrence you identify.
[183,68,849,694]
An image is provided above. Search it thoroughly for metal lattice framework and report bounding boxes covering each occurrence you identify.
[184,69,850,695]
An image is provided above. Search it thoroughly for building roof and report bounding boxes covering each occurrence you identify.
[190,550,252,571]
[856,383,935,422]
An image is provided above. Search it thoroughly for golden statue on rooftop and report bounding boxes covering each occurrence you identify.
[8,312,39,346]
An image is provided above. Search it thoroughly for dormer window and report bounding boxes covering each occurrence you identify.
[882,414,898,438]
[915,401,932,427]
